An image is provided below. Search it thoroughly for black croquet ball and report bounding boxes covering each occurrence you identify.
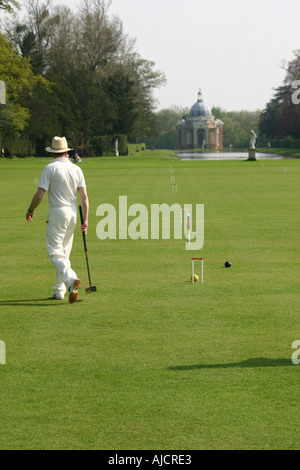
[225,261,232,268]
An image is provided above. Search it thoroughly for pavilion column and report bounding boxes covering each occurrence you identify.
[193,127,197,148]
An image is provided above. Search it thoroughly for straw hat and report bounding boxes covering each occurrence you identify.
[45,136,73,153]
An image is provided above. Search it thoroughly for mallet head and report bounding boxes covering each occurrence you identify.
[86,285,97,293]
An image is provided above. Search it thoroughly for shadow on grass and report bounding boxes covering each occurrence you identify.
[167,358,293,370]
[0,298,83,307]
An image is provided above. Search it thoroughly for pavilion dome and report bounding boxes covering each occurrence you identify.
[189,89,212,118]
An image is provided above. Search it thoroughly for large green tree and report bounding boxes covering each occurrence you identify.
[212,108,260,148]
[0,33,48,138]
[3,0,166,154]
[259,50,300,141]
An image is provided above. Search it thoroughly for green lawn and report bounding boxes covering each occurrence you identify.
[0,151,300,450]
[257,147,300,157]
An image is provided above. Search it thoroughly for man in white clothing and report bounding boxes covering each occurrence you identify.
[26,136,89,303]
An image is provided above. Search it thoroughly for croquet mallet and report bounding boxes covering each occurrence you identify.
[79,205,97,293]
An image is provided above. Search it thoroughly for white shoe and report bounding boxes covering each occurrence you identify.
[53,294,64,300]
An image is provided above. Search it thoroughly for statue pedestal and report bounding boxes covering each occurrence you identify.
[248,148,256,161]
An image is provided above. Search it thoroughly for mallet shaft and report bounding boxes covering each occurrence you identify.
[79,205,93,287]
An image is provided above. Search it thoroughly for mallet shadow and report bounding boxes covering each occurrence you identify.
[167,358,293,370]
[0,298,83,307]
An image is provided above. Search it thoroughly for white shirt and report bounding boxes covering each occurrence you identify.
[38,157,86,208]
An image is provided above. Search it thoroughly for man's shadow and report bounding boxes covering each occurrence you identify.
[167,358,293,370]
[0,298,82,307]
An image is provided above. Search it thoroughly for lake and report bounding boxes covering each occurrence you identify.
[176,151,290,161]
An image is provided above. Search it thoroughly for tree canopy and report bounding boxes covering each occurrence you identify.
[0,0,166,156]
[0,32,49,138]
[0,0,19,13]
[259,50,300,142]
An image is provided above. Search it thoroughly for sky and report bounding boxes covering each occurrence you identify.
[3,0,300,112]
[107,0,300,113]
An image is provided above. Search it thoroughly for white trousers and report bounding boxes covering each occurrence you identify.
[46,205,78,296]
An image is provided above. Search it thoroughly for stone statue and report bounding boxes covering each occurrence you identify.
[114,138,119,157]
[249,130,257,149]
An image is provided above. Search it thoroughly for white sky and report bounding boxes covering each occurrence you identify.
[3,0,300,112]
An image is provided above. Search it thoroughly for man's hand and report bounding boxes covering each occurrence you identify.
[26,211,34,222]
[26,188,45,222]
[80,220,88,235]
[78,187,89,236]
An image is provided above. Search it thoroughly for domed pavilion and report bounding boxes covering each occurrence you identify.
[177,90,223,150]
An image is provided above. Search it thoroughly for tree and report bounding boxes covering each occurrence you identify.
[2,0,166,154]
[213,107,260,147]
[6,0,60,74]
[0,0,19,13]
[46,5,79,80]
[77,0,123,76]
[120,56,166,137]
[146,107,188,149]
[259,49,300,141]
[282,50,300,86]
[0,33,40,133]
[0,32,50,155]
